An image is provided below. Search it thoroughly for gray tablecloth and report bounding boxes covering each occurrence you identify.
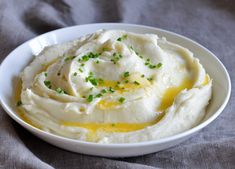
[0,0,234,168]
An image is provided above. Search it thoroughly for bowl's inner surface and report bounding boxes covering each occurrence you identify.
[0,24,230,143]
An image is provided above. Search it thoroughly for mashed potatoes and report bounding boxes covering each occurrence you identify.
[18,30,212,143]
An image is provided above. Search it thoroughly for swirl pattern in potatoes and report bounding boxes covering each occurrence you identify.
[17,30,212,143]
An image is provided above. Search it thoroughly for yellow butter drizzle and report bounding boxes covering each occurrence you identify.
[96,76,151,109]
[97,99,121,110]
[61,112,165,141]
[158,75,210,111]
[202,74,210,86]
[158,77,194,111]
[15,80,41,129]
[15,71,209,142]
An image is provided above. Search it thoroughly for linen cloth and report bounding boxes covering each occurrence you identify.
[0,0,235,168]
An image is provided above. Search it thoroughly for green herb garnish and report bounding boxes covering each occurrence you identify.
[90,78,98,86]
[56,87,65,94]
[79,68,83,73]
[65,56,76,62]
[44,80,51,89]
[148,64,156,69]
[108,87,115,93]
[118,97,125,103]
[110,52,123,64]
[95,93,103,98]
[87,95,93,102]
[123,72,130,78]
[73,72,77,76]
[134,81,140,85]
[82,55,89,61]
[81,52,101,62]
[117,34,128,41]
[101,89,107,93]
[147,77,153,81]
[157,63,162,68]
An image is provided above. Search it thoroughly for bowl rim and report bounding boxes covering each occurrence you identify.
[0,23,231,148]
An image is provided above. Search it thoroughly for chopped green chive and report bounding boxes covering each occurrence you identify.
[56,87,65,94]
[110,52,123,64]
[148,64,156,69]
[117,37,122,42]
[44,80,51,89]
[85,72,104,86]
[101,89,107,93]
[134,81,140,85]
[89,78,98,86]
[95,93,102,98]
[110,59,116,64]
[87,95,93,102]
[65,56,76,62]
[79,68,83,73]
[81,52,101,62]
[117,34,128,42]
[157,63,162,68]
[44,72,48,77]
[147,77,153,81]
[141,74,145,78]
[123,72,130,78]
[82,55,89,61]
[88,52,100,58]
[96,60,100,64]
[73,72,77,76]
[118,97,125,103]
[124,80,129,83]
[108,87,115,93]
[80,63,85,67]
[16,100,22,106]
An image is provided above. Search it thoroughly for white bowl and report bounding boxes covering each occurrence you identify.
[0,23,231,157]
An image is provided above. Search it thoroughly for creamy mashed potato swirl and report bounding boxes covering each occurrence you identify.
[19,30,212,143]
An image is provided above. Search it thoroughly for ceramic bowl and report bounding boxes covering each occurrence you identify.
[0,23,231,157]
